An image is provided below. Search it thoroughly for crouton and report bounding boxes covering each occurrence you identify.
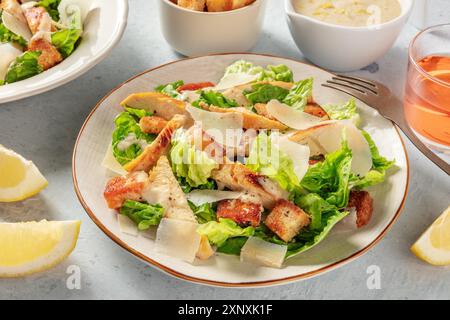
[217,198,263,227]
[139,116,168,135]
[211,161,288,209]
[178,0,206,11]
[27,38,62,70]
[103,171,149,209]
[264,199,310,242]
[206,0,256,12]
[348,190,373,228]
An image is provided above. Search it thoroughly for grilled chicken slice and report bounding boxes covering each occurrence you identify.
[103,171,149,209]
[253,100,329,120]
[178,0,206,11]
[1,0,27,24]
[124,114,186,173]
[121,92,187,121]
[264,199,310,242]
[211,161,288,209]
[217,196,263,227]
[142,156,196,222]
[348,190,374,228]
[23,6,54,34]
[28,38,62,70]
[203,105,288,131]
[139,115,168,135]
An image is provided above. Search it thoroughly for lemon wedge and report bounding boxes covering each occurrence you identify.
[0,220,81,278]
[411,206,450,266]
[0,145,48,202]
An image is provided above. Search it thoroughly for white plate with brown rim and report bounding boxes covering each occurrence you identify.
[72,53,409,287]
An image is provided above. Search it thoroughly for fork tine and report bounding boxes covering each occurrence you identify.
[335,74,378,88]
[325,80,367,94]
[331,76,378,94]
[322,83,366,101]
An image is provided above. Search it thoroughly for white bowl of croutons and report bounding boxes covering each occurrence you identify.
[159,0,267,56]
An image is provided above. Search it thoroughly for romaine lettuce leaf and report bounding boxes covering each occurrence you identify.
[170,134,219,188]
[51,28,82,58]
[244,83,289,104]
[261,64,294,83]
[246,132,300,192]
[5,51,43,84]
[285,207,348,258]
[0,10,27,47]
[223,60,294,83]
[283,78,313,110]
[112,109,156,165]
[350,131,395,189]
[192,90,238,108]
[295,193,336,230]
[197,218,255,247]
[155,80,184,99]
[38,0,62,21]
[216,237,248,255]
[189,201,217,224]
[120,200,164,231]
[301,140,352,208]
[323,99,361,126]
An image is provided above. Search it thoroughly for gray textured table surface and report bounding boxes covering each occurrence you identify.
[1,0,449,300]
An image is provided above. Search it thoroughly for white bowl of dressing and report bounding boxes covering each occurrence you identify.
[285,0,413,72]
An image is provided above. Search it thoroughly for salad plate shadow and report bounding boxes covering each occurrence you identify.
[73,53,409,287]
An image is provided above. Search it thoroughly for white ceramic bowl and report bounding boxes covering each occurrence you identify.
[159,0,267,56]
[285,0,413,72]
[0,0,128,104]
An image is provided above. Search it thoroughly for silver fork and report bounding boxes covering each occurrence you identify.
[322,74,450,176]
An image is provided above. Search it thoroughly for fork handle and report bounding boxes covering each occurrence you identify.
[392,115,450,176]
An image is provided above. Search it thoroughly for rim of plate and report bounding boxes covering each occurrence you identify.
[72,53,410,288]
[0,0,129,104]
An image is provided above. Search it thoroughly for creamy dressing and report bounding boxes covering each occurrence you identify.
[293,0,402,27]
[117,133,148,152]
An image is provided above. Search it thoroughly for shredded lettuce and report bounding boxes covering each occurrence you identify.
[197,218,255,247]
[170,134,219,188]
[350,131,395,189]
[246,132,300,192]
[155,80,184,99]
[120,200,164,231]
[112,108,156,165]
[222,60,294,83]
[283,78,313,110]
[189,201,217,224]
[51,28,82,58]
[4,51,43,84]
[244,84,289,105]
[301,140,352,209]
[0,10,27,47]
[38,0,62,21]
[192,90,238,108]
[323,99,361,126]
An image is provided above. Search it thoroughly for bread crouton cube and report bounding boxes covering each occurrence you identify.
[264,199,310,242]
